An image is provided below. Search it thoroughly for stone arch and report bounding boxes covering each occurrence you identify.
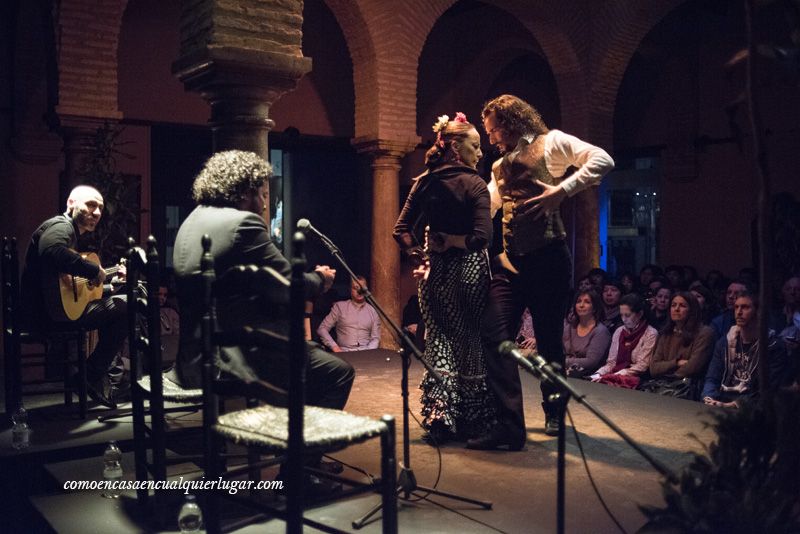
[322,0,586,144]
[510,15,587,136]
[589,0,689,147]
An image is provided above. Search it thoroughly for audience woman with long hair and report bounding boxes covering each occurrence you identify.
[563,290,611,377]
[590,293,658,389]
[393,112,493,444]
[643,292,716,399]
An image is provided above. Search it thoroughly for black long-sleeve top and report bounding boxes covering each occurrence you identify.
[21,214,100,324]
[393,164,491,253]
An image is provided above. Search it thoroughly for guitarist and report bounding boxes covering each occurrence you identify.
[21,185,127,408]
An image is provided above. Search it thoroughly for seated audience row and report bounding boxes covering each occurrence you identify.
[556,276,797,404]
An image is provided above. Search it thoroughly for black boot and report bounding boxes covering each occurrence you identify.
[542,402,559,436]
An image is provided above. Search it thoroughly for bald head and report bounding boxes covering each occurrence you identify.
[66,185,104,234]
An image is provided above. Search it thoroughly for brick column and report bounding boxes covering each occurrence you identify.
[56,115,117,203]
[573,191,600,280]
[354,139,417,349]
[567,112,613,280]
[172,0,311,160]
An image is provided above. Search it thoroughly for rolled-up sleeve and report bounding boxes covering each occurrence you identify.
[545,130,614,197]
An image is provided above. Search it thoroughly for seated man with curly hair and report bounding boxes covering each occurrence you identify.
[167,150,352,416]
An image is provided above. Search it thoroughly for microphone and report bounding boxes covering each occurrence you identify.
[498,340,547,376]
[296,218,339,254]
[296,218,322,237]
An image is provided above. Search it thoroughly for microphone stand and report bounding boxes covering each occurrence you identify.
[510,350,678,534]
[301,225,492,529]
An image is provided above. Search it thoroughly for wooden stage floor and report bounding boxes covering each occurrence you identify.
[0,348,719,533]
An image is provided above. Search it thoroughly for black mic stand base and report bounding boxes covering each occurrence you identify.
[352,464,493,530]
[351,346,492,530]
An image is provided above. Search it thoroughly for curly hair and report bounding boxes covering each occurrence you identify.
[424,117,475,169]
[481,94,549,137]
[192,150,272,207]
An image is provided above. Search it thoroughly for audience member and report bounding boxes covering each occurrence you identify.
[516,308,537,354]
[601,280,624,333]
[564,290,611,377]
[401,294,425,350]
[587,268,608,290]
[401,294,422,336]
[710,280,749,339]
[648,284,672,331]
[704,269,727,302]
[703,291,790,408]
[779,311,799,387]
[639,264,663,293]
[664,265,685,290]
[643,292,715,399]
[591,293,658,389]
[689,283,718,325]
[576,275,594,293]
[619,272,637,295]
[737,267,758,290]
[682,265,699,288]
[317,275,381,352]
[705,269,724,291]
[773,275,800,331]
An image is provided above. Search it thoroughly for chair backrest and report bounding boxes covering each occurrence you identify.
[2,237,20,337]
[126,236,161,384]
[199,231,308,464]
[2,237,21,414]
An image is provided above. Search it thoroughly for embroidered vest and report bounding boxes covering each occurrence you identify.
[494,135,566,255]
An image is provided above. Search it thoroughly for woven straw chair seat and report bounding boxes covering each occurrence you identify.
[137,374,203,402]
[215,405,387,452]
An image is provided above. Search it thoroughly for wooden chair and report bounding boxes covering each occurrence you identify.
[2,236,88,419]
[200,233,398,534]
[120,237,203,514]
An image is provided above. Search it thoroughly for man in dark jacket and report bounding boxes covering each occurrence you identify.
[21,185,127,408]
[167,150,352,413]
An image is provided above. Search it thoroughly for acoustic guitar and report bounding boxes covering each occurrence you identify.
[48,252,124,321]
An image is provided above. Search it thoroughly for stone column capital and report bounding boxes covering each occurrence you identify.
[173,48,312,156]
[173,47,312,107]
[352,137,419,162]
[54,114,117,133]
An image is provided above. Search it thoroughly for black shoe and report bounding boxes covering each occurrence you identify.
[276,471,343,498]
[318,459,344,475]
[86,375,117,409]
[305,475,343,498]
[421,421,455,446]
[465,429,525,451]
[544,417,560,436]
[111,382,131,404]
